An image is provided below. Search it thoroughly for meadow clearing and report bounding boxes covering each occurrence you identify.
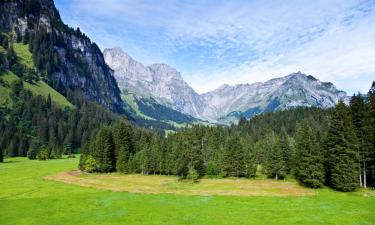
[1,157,374,225]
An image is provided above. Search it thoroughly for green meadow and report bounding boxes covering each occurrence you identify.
[1,157,374,225]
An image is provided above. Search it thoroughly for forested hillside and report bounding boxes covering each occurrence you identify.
[79,82,375,191]
[0,0,124,112]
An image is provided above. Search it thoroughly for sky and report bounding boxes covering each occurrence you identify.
[55,0,375,94]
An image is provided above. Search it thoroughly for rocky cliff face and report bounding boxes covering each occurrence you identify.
[104,47,209,118]
[104,47,348,123]
[0,0,124,112]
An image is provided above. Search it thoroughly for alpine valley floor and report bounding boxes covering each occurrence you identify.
[1,157,374,225]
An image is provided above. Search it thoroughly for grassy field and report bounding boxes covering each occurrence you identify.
[1,157,374,225]
[47,172,315,196]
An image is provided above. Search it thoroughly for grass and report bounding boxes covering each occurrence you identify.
[1,157,374,225]
[47,172,315,196]
[0,43,74,108]
[0,71,74,108]
[13,43,35,68]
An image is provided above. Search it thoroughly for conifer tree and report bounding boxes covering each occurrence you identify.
[92,127,115,172]
[112,121,133,173]
[222,135,245,177]
[365,82,375,186]
[350,94,370,187]
[295,121,325,188]
[263,133,287,180]
[327,101,359,191]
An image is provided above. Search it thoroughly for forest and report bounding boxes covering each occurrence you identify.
[76,83,375,192]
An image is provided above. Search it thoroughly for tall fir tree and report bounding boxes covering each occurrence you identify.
[350,93,370,187]
[295,121,325,188]
[327,100,360,191]
[112,121,134,173]
[222,135,245,177]
[365,82,375,186]
[92,127,115,172]
[263,132,287,180]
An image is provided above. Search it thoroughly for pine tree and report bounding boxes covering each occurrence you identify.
[263,132,287,180]
[222,135,245,177]
[92,127,115,172]
[295,121,325,188]
[327,101,359,191]
[365,82,375,187]
[350,94,370,187]
[112,121,133,173]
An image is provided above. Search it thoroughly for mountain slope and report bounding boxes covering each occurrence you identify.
[104,47,347,123]
[104,48,210,119]
[202,72,347,122]
[0,0,123,112]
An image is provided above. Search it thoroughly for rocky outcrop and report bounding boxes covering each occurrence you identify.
[0,0,124,112]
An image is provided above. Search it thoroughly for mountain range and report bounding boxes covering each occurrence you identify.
[104,47,348,123]
[0,0,348,128]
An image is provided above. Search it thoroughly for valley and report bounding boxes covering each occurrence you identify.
[0,1,374,225]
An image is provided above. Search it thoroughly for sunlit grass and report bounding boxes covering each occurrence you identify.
[1,157,374,225]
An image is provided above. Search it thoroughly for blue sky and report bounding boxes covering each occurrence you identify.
[55,0,375,94]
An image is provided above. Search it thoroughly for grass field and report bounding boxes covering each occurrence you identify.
[1,157,375,225]
[47,171,315,196]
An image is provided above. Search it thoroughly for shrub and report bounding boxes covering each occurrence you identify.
[186,166,199,183]
[84,155,98,173]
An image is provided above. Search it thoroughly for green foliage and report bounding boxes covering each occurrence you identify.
[222,135,245,177]
[83,155,98,173]
[90,127,116,173]
[186,166,199,183]
[263,132,287,180]
[295,121,325,188]
[327,101,360,191]
[112,121,134,173]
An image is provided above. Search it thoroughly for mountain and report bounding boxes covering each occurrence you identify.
[202,72,347,122]
[0,0,124,113]
[103,48,210,119]
[104,47,347,123]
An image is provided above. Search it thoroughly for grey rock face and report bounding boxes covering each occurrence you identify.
[104,48,210,118]
[1,0,124,113]
[104,48,348,123]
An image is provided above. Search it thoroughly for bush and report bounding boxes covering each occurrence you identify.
[186,166,199,183]
[83,155,98,173]
[37,149,49,160]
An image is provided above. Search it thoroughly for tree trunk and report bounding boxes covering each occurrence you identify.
[275,172,278,180]
[363,161,367,188]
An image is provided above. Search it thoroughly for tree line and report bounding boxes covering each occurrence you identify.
[80,82,375,191]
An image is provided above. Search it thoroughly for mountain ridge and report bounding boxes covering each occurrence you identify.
[104,47,348,123]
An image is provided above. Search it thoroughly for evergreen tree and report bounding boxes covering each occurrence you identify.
[365,82,375,187]
[222,135,245,177]
[295,121,325,188]
[92,127,115,172]
[112,121,133,173]
[350,94,370,187]
[327,101,359,191]
[263,132,287,180]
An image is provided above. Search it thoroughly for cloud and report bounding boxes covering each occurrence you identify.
[55,0,375,94]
